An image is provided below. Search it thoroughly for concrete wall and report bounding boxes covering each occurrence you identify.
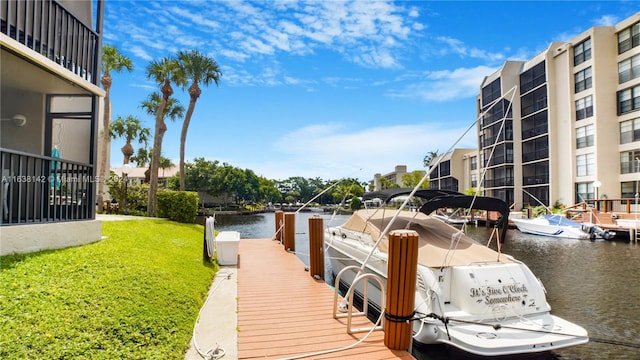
[0,220,102,256]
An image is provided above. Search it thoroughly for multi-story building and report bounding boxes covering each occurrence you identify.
[428,148,476,192]
[1,0,105,254]
[475,12,640,210]
[373,165,419,191]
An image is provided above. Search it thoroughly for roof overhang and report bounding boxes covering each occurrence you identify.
[1,34,105,97]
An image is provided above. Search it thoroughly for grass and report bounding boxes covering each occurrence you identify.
[0,219,217,360]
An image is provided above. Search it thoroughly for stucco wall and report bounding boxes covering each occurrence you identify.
[0,221,102,256]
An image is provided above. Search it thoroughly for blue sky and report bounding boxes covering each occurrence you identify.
[104,1,635,182]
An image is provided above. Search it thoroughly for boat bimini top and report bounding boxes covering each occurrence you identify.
[337,188,512,267]
[362,188,510,243]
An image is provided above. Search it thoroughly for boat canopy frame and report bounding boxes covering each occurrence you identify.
[363,188,509,242]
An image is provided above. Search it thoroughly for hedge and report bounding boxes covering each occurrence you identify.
[157,190,199,223]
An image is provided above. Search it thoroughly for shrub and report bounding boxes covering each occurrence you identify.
[350,196,362,210]
[157,190,199,223]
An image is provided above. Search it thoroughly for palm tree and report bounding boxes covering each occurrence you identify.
[423,150,441,169]
[130,147,150,168]
[109,115,150,165]
[97,45,133,212]
[159,156,174,178]
[176,50,222,190]
[142,57,185,217]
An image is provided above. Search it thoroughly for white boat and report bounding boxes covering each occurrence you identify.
[432,209,470,225]
[615,218,640,229]
[325,189,588,357]
[511,214,614,240]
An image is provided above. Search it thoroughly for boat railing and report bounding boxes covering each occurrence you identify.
[333,265,385,334]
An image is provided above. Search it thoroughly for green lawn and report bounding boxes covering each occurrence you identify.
[0,220,217,360]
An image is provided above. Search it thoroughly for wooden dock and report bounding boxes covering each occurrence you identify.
[237,239,415,360]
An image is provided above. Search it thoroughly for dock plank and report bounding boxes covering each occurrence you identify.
[237,239,414,360]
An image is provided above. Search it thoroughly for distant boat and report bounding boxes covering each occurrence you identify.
[511,214,613,240]
[431,211,469,225]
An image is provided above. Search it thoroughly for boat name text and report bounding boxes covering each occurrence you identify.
[469,284,528,305]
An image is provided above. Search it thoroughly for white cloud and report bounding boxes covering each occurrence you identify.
[386,65,497,102]
[594,15,618,26]
[129,45,153,61]
[241,122,477,181]
[435,36,505,63]
[168,6,221,30]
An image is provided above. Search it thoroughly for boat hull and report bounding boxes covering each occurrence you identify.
[325,221,589,356]
[511,217,590,239]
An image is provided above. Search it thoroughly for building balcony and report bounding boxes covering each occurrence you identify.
[0,0,102,85]
[2,148,94,225]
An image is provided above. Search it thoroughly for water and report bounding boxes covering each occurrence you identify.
[212,211,640,360]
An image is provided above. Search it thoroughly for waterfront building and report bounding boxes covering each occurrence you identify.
[474,12,640,210]
[428,148,476,192]
[0,0,105,254]
[373,165,408,191]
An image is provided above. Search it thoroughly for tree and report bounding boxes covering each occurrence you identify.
[401,170,430,189]
[423,150,441,169]
[379,177,399,190]
[176,50,222,190]
[159,156,174,178]
[97,45,132,212]
[109,115,150,165]
[130,147,150,167]
[332,179,365,207]
[141,91,184,189]
[144,57,186,217]
[258,177,281,205]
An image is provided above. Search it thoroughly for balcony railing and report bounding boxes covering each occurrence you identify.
[0,0,101,83]
[484,177,514,188]
[1,148,94,225]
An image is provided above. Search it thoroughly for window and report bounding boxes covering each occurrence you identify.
[521,86,548,117]
[619,54,640,84]
[523,186,548,208]
[471,173,478,188]
[470,156,477,170]
[575,95,593,120]
[620,118,640,144]
[574,67,592,93]
[482,78,501,107]
[618,22,640,54]
[574,38,592,65]
[520,61,546,94]
[522,136,549,162]
[440,161,451,177]
[576,153,595,176]
[620,150,640,174]
[522,110,548,140]
[523,161,549,185]
[621,181,639,199]
[576,182,595,203]
[617,85,640,115]
[576,124,594,149]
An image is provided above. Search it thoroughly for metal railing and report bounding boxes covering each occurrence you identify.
[0,0,101,83]
[1,148,95,225]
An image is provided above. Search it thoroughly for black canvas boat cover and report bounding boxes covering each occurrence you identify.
[362,188,509,242]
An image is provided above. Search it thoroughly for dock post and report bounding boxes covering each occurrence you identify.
[385,230,419,351]
[283,212,296,252]
[308,216,324,280]
[274,210,284,243]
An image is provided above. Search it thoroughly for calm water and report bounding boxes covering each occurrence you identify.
[213,211,640,360]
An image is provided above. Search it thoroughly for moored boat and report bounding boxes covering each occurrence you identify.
[512,214,614,240]
[325,188,589,356]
